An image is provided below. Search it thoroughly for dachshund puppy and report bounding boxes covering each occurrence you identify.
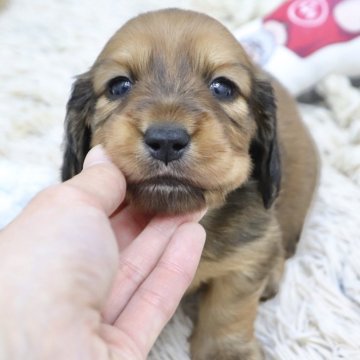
[62,9,318,360]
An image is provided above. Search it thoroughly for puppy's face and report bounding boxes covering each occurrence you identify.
[62,9,280,214]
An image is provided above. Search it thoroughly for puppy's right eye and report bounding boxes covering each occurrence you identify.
[107,76,133,99]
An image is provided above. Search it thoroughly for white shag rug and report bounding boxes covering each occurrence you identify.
[1,1,359,359]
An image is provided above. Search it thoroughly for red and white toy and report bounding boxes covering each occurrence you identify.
[235,0,360,95]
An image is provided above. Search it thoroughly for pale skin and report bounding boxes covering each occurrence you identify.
[0,145,206,360]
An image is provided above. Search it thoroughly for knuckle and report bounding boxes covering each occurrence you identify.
[119,258,147,286]
[37,184,78,203]
[158,260,193,284]
[138,286,174,320]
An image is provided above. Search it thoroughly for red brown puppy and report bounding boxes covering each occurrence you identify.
[62,9,318,360]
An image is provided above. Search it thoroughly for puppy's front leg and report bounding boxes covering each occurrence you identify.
[190,272,265,360]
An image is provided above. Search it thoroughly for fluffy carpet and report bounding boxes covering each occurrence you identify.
[1,0,359,359]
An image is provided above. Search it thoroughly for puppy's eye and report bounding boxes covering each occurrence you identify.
[209,77,237,100]
[107,76,133,98]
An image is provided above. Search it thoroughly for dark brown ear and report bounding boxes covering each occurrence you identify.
[61,73,95,181]
[249,78,281,209]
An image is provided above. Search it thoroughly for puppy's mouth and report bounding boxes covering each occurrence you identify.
[127,176,206,214]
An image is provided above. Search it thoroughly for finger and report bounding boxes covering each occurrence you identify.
[64,145,126,216]
[112,222,206,358]
[110,204,153,251]
[102,210,206,324]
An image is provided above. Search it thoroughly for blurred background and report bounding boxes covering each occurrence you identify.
[0,1,359,359]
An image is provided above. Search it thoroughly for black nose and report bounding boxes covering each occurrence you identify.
[144,125,190,164]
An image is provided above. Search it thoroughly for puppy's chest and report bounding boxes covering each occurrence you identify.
[200,184,273,261]
[188,184,279,292]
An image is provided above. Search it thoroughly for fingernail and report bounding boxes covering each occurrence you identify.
[83,145,112,169]
[199,208,208,219]
[191,208,208,222]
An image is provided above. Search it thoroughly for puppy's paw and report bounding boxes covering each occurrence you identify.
[261,257,284,302]
[191,338,264,360]
[260,277,279,301]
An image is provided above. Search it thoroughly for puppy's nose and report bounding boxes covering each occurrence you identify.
[144,125,190,164]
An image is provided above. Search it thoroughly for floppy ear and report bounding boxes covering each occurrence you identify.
[61,73,95,181]
[249,78,281,209]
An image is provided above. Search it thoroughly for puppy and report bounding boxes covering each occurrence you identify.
[61,9,318,360]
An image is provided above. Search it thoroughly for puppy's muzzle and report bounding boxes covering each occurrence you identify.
[144,124,190,165]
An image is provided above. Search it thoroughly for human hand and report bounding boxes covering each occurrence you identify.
[0,146,206,360]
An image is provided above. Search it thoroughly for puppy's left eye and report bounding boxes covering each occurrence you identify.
[209,77,237,100]
[107,76,133,99]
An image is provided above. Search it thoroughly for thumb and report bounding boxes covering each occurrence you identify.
[65,145,126,216]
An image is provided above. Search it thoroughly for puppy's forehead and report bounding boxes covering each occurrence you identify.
[95,9,251,80]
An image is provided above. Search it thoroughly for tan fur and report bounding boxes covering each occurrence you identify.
[61,9,319,359]
[273,80,320,256]
[0,0,7,10]
[189,218,282,291]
